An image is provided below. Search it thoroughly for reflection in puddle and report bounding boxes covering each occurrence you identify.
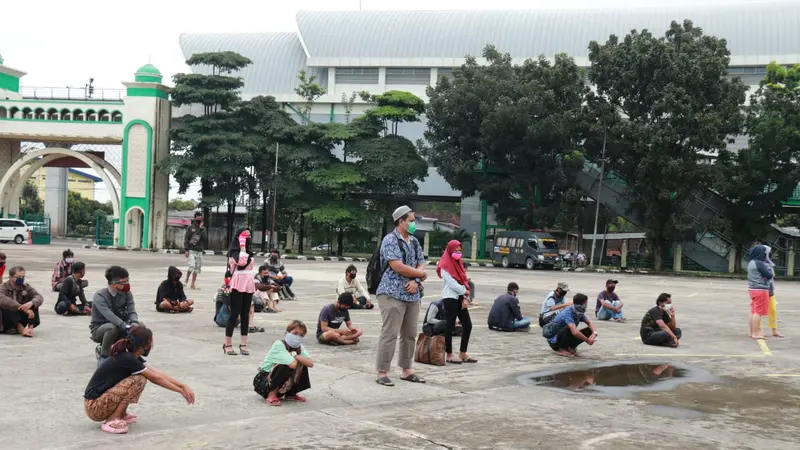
[520,361,716,399]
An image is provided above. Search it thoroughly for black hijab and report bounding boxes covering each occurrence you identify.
[227,228,253,269]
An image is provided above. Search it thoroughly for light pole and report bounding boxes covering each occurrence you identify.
[269,143,279,250]
[589,125,607,267]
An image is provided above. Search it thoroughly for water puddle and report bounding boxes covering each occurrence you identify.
[519,361,716,398]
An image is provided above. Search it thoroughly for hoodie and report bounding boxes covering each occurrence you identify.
[747,245,774,291]
[156,266,187,304]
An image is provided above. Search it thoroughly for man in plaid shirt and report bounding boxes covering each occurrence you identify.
[52,249,88,291]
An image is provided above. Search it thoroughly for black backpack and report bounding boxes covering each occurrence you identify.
[366,235,420,295]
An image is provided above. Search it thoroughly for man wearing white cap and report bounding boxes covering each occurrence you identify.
[375,205,427,386]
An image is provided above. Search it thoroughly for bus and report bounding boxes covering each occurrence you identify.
[492,230,561,270]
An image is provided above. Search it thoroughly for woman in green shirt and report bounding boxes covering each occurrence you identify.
[254,320,314,406]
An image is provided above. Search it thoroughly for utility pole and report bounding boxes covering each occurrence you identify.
[269,143,279,250]
[589,125,607,267]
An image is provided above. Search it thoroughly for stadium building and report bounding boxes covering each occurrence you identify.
[179,2,800,264]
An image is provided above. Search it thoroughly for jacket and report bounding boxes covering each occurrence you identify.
[90,287,138,332]
[183,221,207,252]
[747,245,773,291]
[487,293,524,331]
[424,299,446,328]
[0,280,43,333]
[56,275,88,309]
[441,269,467,300]
[156,266,187,304]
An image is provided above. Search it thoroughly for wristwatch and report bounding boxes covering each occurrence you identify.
[414,278,422,284]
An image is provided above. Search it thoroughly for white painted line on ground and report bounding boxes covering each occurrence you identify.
[580,432,631,450]
[766,374,800,377]
[614,353,767,358]
[758,339,773,356]
[688,292,698,297]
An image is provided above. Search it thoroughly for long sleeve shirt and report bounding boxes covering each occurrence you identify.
[336,277,370,299]
[0,281,44,311]
[90,288,138,331]
[440,269,467,300]
[57,276,88,307]
[229,254,255,294]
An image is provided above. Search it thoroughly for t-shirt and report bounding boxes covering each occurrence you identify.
[260,340,311,373]
[547,306,587,344]
[640,306,671,340]
[595,290,620,314]
[540,291,566,318]
[84,352,147,400]
[316,303,350,337]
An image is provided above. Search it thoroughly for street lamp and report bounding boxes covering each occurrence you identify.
[269,143,279,249]
[589,124,607,267]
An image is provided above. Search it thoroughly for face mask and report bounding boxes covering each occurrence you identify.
[407,221,417,234]
[142,347,151,357]
[0,262,5,267]
[452,252,462,260]
[65,258,74,263]
[285,332,303,348]
[606,286,616,293]
[174,272,183,281]
[14,277,24,286]
[662,303,672,311]
[271,255,279,261]
[574,304,587,313]
[347,272,355,278]
[118,283,131,293]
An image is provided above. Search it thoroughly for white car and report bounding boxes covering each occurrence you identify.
[0,219,30,244]
[311,244,330,251]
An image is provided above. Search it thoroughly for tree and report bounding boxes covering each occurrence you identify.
[168,198,196,211]
[294,70,326,124]
[168,51,253,244]
[587,20,747,270]
[66,191,113,234]
[424,45,588,229]
[715,62,800,270]
[19,181,44,217]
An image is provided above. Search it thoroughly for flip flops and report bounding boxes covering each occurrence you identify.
[400,374,426,383]
[375,376,395,386]
[101,419,129,434]
[266,397,282,406]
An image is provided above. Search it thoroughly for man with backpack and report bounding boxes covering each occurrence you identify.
[370,205,427,387]
[183,211,207,290]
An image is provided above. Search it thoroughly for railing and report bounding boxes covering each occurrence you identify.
[19,86,125,101]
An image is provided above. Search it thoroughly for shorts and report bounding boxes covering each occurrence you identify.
[187,250,203,273]
[317,334,337,346]
[749,290,769,315]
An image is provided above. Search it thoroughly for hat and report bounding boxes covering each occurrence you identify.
[557,281,570,291]
[392,205,412,222]
[606,279,619,285]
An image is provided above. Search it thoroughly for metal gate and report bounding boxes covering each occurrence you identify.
[24,214,51,245]
[95,215,114,246]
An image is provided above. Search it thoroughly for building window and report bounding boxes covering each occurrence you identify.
[336,67,379,84]
[386,68,431,85]
[438,68,455,80]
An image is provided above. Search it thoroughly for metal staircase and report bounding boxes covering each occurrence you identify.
[576,161,731,272]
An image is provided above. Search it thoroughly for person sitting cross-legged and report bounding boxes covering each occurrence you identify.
[0,266,43,337]
[155,267,194,313]
[256,320,313,406]
[595,279,625,322]
[544,293,598,357]
[316,293,363,345]
[422,299,462,336]
[254,264,281,313]
[487,282,531,332]
[640,293,681,348]
[539,281,571,326]
[336,264,374,309]
[83,324,195,434]
[267,249,296,300]
[55,262,92,315]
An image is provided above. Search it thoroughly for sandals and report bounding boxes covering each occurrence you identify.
[461,357,478,363]
[447,358,463,364]
[375,376,395,387]
[101,419,129,434]
[239,345,250,356]
[400,373,426,383]
[284,394,307,403]
[222,344,238,356]
[249,326,265,333]
[122,414,138,424]
[266,397,282,406]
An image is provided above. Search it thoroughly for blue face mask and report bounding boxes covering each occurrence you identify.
[284,332,304,348]
[14,277,24,286]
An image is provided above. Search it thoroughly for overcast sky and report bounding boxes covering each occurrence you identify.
[0,0,766,202]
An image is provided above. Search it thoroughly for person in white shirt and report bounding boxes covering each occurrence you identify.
[437,240,475,364]
[336,265,373,309]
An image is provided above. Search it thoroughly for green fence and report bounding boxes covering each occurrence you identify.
[95,215,114,246]
[24,214,51,245]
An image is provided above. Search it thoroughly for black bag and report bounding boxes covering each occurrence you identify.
[542,320,560,339]
[365,235,419,295]
[253,370,271,398]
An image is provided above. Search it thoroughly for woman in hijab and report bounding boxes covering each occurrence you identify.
[155,266,194,313]
[223,228,256,356]
[436,240,475,364]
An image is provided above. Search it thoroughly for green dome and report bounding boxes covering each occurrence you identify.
[135,64,163,82]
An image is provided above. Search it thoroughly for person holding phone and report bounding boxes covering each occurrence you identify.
[223,228,255,356]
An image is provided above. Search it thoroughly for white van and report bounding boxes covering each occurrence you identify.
[0,219,31,244]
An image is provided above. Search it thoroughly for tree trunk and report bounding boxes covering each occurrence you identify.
[260,190,268,252]
[298,213,305,255]
[381,216,388,238]
[733,245,742,272]
[653,239,665,272]
[201,178,212,230]
[337,229,344,257]
[526,181,537,228]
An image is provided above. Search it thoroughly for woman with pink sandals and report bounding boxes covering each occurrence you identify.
[254,320,314,406]
[83,324,195,434]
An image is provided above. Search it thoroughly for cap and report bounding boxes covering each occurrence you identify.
[606,279,619,285]
[557,281,570,291]
[392,205,412,222]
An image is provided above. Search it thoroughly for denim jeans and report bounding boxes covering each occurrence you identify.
[597,300,624,320]
[512,317,531,329]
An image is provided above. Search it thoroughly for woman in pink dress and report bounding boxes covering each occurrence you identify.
[223,228,256,356]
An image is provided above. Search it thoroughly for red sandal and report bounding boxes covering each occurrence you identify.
[284,394,307,403]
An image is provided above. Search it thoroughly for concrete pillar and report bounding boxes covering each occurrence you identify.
[44,167,68,236]
[673,243,683,272]
[327,68,336,97]
[471,232,478,260]
[728,247,737,273]
[378,67,387,92]
[621,239,628,267]
[423,232,430,258]
[788,249,795,277]
[286,228,294,252]
[429,68,439,86]
[0,139,21,217]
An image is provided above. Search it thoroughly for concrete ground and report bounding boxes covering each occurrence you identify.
[1,242,799,450]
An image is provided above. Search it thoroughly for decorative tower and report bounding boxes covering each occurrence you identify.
[0,54,24,216]
[118,64,170,249]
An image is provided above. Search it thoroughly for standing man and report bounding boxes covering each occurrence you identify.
[595,279,625,322]
[539,282,571,326]
[375,205,427,387]
[184,211,207,290]
[747,245,773,340]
